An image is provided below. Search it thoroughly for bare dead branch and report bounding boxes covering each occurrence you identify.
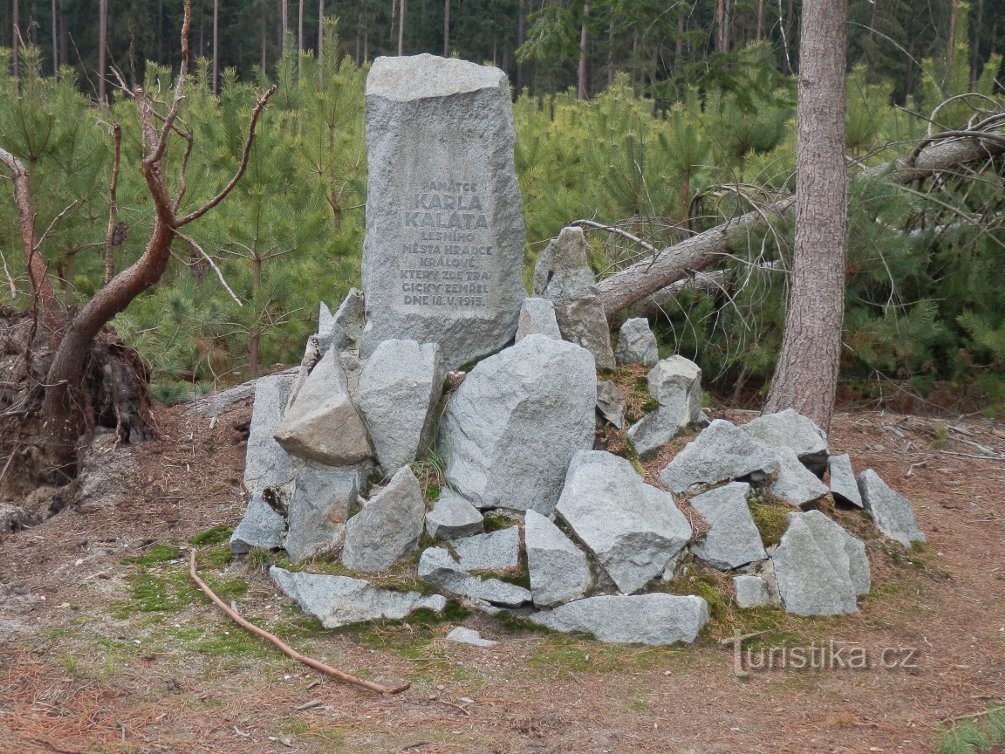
[173,229,243,306]
[177,85,278,227]
[570,219,660,256]
[147,0,191,169]
[104,123,122,285]
[187,551,410,695]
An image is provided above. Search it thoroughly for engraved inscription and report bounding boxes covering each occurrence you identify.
[399,179,493,310]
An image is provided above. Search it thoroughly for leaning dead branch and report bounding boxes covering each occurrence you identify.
[596,125,1005,316]
[187,551,411,695]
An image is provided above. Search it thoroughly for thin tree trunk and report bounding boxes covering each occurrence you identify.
[397,0,405,55]
[946,0,957,82]
[212,0,218,94]
[516,0,524,92]
[280,0,287,55]
[50,0,56,70]
[104,123,122,285]
[760,0,848,429]
[297,0,303,78]
[12,0,19,80]
[317,0,324,65]
[261,11,267,71]
[443,0,449,56]
[97,0,106,102]
[756,0,765,39]
[577,2,589,99]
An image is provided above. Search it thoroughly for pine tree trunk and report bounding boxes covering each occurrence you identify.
[397,0,406,55]
[297,0,304,78]
[318,0,324,64]
[12,0,19,80]
[443,0,449,56]
[577,2,589,100]
[212,0,218,94]
[763,0,847,431]
[50,0,56,70]
[97,0,106,102]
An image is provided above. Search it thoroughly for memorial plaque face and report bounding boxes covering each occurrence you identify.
[361,55,526,370]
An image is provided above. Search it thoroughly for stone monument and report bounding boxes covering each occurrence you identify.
[360,54,526,370]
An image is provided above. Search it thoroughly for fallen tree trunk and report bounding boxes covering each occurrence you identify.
[597,128,1005,316]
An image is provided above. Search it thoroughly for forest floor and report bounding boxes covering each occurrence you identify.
[0,392,1003,754]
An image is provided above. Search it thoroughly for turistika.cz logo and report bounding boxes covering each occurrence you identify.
[721,630,921,678]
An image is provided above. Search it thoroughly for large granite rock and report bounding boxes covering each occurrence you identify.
[615,318,659,367]
[857,469,926,546]
[515,297,561,342]
[627,356,703,459]
[556,450,691,594]
[318,288,365,355]
[274,348,372,466]
[689,482,767,570]
[528,594,709,645]
[425,490,484,540]
[525,509,593,607]
[440,334,596,514]
[659,419,780,494]
[243,373,296,495]
[828,454,863,507]
[771,511,870,616]
[743,409,828,473]
[270,568,446,628]
[533,227,616,370]
[360,55,526,370]
[341,467,426,573]
[769,445,829,508]
[418,547,532,607]
[283,461,366,563]
[357,339,445,474]
[449,527,521,572]
[231,492,286,554]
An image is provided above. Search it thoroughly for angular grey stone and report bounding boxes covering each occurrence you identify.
[770,445,829,508]
[515,297,561,342]
[231,493,286,554]
[528,594,709,645]
[659,419,780,494]
[596,380,626,429]
[627,356,703,459]
[341,466,426,572]
[743,409,829,473]
[615,318,659,367]
[733,574,771,608]
[445,626,498,647]
[450,527,520,572]
[357,339,445,475]
[270,567,446,628]
[361,55,526,371]
[556,450,692,594]
[828,454,863,507]
[440,334,597,514]
[283,461,365,563]
[857,469,926,546]
[274,348,372,466]
[418,547,532,607]
[243,374,296,495]
[0,503,31,533]
[525,509,592,607]
[319,288,365,356]
[690,482,767,570]
[771,511,870,616]
[425,490,484,540]
[534,227,615,370]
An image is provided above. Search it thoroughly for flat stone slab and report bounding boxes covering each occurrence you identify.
[529,594,709,645]
[270,568,446,628]
[449,527,521,572]
[515,297,561,342]
[769,445,829,508]
[596,380,626,429]
[525,509,593,607]
[689,482,767,570]
[659,419,780,494]
[425,490,484,540]
[230,492,286,554]
[357,339,445,474]
[556,450,691,594]
[274,348,372,466]
[243,374,296,495]
[743,409,828,473]
[440,334,596,514]
[771,511,870,616]
[445,626,498,647]
[857,469,926,546]
[828,454,863,507]
[341,467,426,573]
[418,547,532,607]
[361,54,526,370]
[615,318,659,367]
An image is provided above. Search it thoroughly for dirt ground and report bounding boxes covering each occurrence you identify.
[1,393,1003,754]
